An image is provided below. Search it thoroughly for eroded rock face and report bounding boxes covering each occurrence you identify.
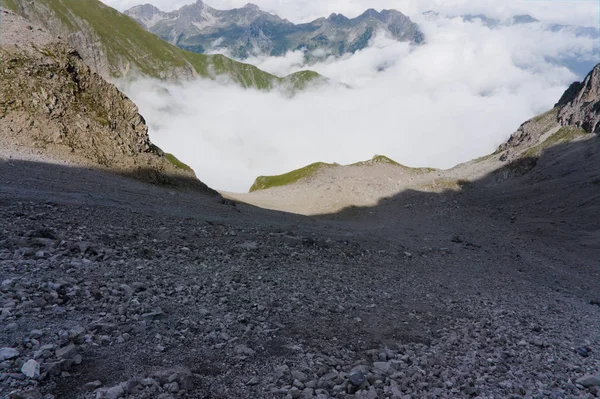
[557,63,600,134]
[0,9,212,193]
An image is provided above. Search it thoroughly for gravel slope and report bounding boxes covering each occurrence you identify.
[1,128,600,399]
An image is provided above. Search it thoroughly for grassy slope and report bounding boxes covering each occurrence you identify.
[1,0,323,89]
[524,126,587,158]
[250,162,336,192]
[164,153,193,172]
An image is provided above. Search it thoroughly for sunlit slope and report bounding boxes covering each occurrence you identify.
[1,0,324,89]
[249,155,436,192]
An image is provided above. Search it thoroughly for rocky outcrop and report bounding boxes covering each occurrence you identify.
[557,63,600,134]
[0,9,214,193]
[496,109,560,160]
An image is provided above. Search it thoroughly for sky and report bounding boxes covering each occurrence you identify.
[102,0,599,192]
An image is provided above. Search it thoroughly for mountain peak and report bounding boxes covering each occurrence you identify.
[360,8,381,18]
[243,3,260,11]
[557,63,600,133]
[512,14,538,24]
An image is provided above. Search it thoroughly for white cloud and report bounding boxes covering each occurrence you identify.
[116,15,596,192]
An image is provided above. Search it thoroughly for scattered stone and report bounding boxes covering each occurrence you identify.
[247,376,260,385]
[576,374,600,387]
[20,359,40,378]
[8,388,43,399]
[373,362,391,374]
[84,380,103,390]
[104,384,125,399]
[55,343,78,359]
[0,347,20,361]
[29,330,43,339]
[234,344,256,356]
[574,346,592,357]
[291,370,308,382]
[348,370,366,386]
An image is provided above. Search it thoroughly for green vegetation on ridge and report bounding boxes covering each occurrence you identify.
[250,162,336,192]
[249,155,437,192]
[524,126,587,158]
[165,153,193,172]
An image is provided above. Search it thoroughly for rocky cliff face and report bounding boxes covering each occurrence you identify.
[126,1,423,61]
[0,9,213,193]
[556,63,600,134]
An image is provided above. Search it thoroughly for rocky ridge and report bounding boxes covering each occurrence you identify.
[125,1,424,61]
[556,63,600,134]
[0,9,212,192]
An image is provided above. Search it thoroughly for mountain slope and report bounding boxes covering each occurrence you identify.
[0,0,324,89]
[0,8,213,192]
[125,1,424,61]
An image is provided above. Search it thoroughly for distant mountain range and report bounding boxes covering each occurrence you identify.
[124,1,424,61]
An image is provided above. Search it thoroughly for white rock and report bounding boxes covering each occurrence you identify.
[21,359,40,378]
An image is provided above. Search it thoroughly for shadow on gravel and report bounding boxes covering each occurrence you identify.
[1,137,600,399]
[0,157,219,195]
[317,136,600,243]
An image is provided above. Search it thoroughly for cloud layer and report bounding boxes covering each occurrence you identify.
[116,12,596,192]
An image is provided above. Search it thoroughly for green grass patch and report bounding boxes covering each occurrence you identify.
[523,126,587,158]
[165,153,193,172]
[1,0,20,12]
[250,162,335,192]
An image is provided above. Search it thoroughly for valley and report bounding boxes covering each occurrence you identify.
[1,1,599,399]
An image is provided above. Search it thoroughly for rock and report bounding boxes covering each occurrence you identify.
[234,344,256,356]
[20,359,40,378]
[141,308,165,320]
[557,64,600,133]
[104,385,125,399]
[574,346,592,357]
[84,380,103,390]
[288,387,302,399]
[164,382,179,393]
[576,374,600,387]
[373,362,391,374]
[29,330,43,339]
[0,347,20,361]
[348,370,366,386]
[291,370,308,382]
[8,389,42,399]
[247,376,260,385]
[237,241,259,250]
[56,343,78,359]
